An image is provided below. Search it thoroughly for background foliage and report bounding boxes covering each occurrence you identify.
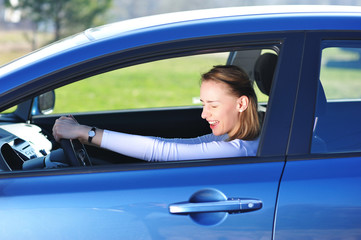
[4,0,112,49]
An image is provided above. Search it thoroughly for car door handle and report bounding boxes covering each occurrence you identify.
[169,198,262,214]
[169,189,263,226]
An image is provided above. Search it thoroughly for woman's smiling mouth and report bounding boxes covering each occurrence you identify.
[208,120,219,129]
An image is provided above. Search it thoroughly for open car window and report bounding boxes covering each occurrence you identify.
[52,53,228,113]
[49,50,272,114]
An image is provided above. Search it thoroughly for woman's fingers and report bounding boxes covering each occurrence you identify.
[52,116,80,142]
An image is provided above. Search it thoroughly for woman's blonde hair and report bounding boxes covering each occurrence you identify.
[201,65,260,141]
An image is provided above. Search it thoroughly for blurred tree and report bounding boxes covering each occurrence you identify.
[5,0,112,49]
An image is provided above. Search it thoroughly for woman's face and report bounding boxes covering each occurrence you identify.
[200,80,247,136]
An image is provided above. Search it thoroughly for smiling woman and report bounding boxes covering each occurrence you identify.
[47,64,260,164]
[200,65,260,141]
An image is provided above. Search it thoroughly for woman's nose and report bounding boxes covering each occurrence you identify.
[201,107,208,119]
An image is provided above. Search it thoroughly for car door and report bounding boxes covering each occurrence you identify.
[274,32,361,239]
[0,33,304,239]
[0,161,283,239]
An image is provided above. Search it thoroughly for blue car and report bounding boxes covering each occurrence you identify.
[0,5,361,239]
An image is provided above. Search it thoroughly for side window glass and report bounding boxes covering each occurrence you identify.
[312,46,361,153]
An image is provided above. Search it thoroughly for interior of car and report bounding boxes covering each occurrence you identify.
[0,47,279,171]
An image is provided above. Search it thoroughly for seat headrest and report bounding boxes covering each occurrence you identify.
[254,53,278,96]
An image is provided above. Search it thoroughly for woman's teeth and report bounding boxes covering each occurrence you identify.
[209,121,218,125]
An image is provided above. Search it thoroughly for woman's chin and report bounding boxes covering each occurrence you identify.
[212,130,224,136]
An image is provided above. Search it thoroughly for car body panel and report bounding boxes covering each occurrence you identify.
[0,160,284,239]
[275,156,361,239]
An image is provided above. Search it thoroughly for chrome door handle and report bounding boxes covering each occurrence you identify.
[169,189,263,226]
[169,198,262,214]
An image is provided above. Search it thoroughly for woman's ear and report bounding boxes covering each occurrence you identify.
[237,96,249,113]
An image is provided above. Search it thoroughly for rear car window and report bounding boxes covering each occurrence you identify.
[312,46,361,154]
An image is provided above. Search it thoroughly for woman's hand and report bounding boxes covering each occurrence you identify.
[52,116,90,143]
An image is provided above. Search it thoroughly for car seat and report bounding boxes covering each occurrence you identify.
[254,52,278,96]
[253,52,278,123]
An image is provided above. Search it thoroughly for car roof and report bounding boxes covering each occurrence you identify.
[86,5,361,41]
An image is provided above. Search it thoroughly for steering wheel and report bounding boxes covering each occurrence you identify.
[60,139,92,167]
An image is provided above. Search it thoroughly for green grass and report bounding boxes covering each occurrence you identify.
[53,54,243,113]
[320,48,361,100]
[53,54,270,114]
[1,51,269,114]
[321,68,361,99]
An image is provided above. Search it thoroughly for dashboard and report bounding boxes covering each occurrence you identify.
[0,123,52,171]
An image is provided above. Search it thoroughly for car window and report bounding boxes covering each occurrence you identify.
[312,46,361,154]
[52,53,228,113]
[50,51,270,114]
